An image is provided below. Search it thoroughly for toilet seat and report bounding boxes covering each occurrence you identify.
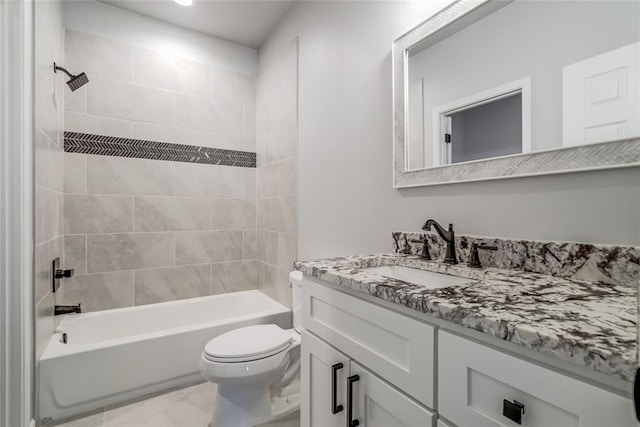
[204,324,293,363]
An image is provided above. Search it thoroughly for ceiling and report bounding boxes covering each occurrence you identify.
[100,0,296,49]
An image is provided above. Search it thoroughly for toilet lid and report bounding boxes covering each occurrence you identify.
[204,324,293,362]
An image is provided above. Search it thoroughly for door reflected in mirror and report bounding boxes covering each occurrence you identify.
[403,0,640,172]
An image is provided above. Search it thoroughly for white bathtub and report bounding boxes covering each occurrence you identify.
[39,290,291,422]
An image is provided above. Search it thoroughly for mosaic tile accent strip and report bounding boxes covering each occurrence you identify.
[392,231,640,287]
[64,132,256,168]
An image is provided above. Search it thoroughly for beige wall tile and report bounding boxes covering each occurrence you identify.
[210,68,256,105]
[134,196,210,232]
[65,234,87,275]
[87,156,175,196]
[256,162,277,198]
[243,106,256,141]
[48,140,64,193]
[276,196,296,234]
[64,153,87,194]
[35,129,49,188]
[174,163,243,197]
[87,77,174,125]
[211,199,256,230]
[133,123,247,151]
[134,264,210,305]
[65,85,86,114]
[65,194,133,234]
[35,243,50,304]
[257,262,291,308]
[35,187,63,244]
[211,260,257,294]
[65,29,133,82]
[64,271,134,312]
[244,168,256,198]
[65,112,133,138]
[133,47,210,96]
[277,156,297,196]
[35,291,55,361]
[243,230,257,260]
[257,230,278,265]
[264,115,297,164]
[87,233,174,273]
[277,233,297,272]
[175,94,242,136]
[175,230,242,265]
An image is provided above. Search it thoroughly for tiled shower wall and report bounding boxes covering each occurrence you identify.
[62,30,258,312]
[256,39,299,307]
[34,0,64,362]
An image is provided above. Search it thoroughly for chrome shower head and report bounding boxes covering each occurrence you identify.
[54,63,89,92]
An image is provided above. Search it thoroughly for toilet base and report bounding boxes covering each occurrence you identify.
[210,383,300,427]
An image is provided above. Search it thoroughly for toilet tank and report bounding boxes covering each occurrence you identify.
[289,271,303,332]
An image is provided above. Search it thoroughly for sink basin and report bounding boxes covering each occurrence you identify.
[363,265,471,289]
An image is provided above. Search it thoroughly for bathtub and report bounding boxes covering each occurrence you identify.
[39,290,291,422]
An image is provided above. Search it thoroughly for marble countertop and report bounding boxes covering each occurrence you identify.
[294,254,638,382]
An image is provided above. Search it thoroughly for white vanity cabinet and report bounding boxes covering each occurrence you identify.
[301,331,436,427]
[300,278,637,427]
[438,331,638,427]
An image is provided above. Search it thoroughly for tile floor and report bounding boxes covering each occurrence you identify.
[53,382,300,427]
[54,382,216,427]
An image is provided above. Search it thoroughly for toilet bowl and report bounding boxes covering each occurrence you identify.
[199,272,303,427]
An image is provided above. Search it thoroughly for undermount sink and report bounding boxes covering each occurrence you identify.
[363,265,471,289]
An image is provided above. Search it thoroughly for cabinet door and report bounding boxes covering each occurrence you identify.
[301,330,348,427]
[439,331,638,427]
[350,361,435,427]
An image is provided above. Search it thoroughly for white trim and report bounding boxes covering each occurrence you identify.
[1,0,35,426]
[431,77,531,166]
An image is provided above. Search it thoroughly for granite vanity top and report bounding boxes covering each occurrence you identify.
[294,254,637,382]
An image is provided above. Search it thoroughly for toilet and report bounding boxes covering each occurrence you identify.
[199,271,303,427]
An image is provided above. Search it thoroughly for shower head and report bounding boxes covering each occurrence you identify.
[54,62,89,92]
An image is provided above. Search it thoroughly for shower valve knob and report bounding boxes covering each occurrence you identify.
[55,268,75,279]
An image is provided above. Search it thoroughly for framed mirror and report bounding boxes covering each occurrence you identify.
[393,0,640,187]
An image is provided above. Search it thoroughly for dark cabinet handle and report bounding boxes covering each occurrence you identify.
[347,374,360,427]
[503,399,525,425]
[331,363,344,414]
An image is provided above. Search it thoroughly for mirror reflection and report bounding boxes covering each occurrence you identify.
[406,0,640,171]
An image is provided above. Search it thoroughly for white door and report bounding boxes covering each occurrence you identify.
[563,42,640,147]
[301,330,348,427]
[350,361,435,427]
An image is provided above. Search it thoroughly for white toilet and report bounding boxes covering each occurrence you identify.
[199,271,303,427]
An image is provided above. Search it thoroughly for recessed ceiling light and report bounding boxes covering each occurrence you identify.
[174,0,194,6]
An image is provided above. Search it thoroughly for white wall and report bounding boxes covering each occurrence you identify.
[259,1,640,260]
[63,0,257,76]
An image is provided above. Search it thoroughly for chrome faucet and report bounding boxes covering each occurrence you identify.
[422,219,458,264]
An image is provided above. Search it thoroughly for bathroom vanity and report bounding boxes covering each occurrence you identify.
[295,234,639,427]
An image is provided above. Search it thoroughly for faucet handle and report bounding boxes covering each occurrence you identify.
[410,239,432,260]
[467,241,498,268]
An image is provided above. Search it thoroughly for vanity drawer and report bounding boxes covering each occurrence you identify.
[438,331,637,427]
[302,279,435,408]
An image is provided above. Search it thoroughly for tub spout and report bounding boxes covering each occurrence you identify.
[54,304,81,316]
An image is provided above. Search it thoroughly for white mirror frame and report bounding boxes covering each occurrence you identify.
[392,0,640,188]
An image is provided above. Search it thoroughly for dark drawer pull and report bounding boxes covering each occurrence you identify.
[347,374,360,427]
[503,399,525,425]
[331,363,344,414]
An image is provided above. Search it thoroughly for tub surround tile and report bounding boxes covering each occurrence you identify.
[294,253,636,382]
[211,261,257,294]
[134,265,210,305]
[87,233,174,273]
[134,196,210,232]
[87,156,175,196]
[242,230,257,260]
[392,232,639,287]
[35,242,51,303]
[65,112,134,139]
[64,153,87,194]
[35,291,56,361]
[133,47,210,96]
[65,132,256,168]
[64,235,87,275]
[174,94,243,136]
[174,163,244,197]
[64,271,134,312]
[175,230,243,265]
[64,194,133,234]
[65,29,134,82]
[211,199,256,230]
